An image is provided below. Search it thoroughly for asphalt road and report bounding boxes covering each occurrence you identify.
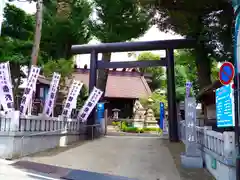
[21,135,182,180]
[18,134,214,180]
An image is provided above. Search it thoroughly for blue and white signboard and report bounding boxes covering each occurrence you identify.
[97,102,104,123]
[159,102,164,129]
[216,83,235,127]
[97,102,106,134]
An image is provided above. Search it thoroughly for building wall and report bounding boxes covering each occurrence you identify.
[206,104,216,119]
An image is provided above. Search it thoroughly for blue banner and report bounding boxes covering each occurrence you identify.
[159,102,165,129]
[97,103,105,123]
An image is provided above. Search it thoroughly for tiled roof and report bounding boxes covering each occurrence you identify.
[72,69,152,99]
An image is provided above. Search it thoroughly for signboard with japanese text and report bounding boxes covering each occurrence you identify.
[77,87,103,122]
[185,81,192,97]
[185,97,199,156]
[159,102,164,129]
[43,72,61,117]
[97,102,104,123]
[216,83,235,127]
[0,62,14,111]
[62,80,83,118]
[19,66,41,115]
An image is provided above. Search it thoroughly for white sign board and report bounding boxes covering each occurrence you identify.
[0,62,14,111]
[77,87,103,122]
[62,80,83,117]
[19,66,40,115]
[43,72,61,116]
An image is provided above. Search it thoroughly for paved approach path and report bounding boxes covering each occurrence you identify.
[17,135,214,180]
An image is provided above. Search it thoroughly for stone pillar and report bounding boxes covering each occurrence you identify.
[59,116,68,147]
[7,111,20,131]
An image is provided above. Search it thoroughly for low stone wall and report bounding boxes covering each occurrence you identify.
[0,111,91,159]
[179,121,236,180]
[0,131,85,159]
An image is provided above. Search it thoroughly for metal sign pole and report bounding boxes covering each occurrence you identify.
[232,1,240,179]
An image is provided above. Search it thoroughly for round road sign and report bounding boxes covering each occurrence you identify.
[219,62,235,85]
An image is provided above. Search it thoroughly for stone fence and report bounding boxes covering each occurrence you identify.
[179,120,236,180]
[0,111,102,159]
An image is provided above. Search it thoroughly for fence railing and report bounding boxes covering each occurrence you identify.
[0,114,82,132]
[179,120,235,165]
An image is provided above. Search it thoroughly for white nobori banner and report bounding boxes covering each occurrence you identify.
[0,62,14,111]
[19,66,41,115]
[77,87,103,122]
[62,80,83,118]
[43,72,61,116]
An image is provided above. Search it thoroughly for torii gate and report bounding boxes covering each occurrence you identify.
[71,39,196,142]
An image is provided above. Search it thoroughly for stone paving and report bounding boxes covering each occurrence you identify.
[15,134,215,180]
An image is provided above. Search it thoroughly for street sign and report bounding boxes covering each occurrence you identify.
[216,83,235,127]
[219,62,235,85]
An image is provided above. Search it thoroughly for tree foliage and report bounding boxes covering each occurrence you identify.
[0,4,35,64]
[0,4,35,98]
[137,52,165,90]
[76,84,88,109]
[174,50,198,96]
[140,89,167,117]
[91,0,151,93]
[142,0,233,89]
[91,0,151,43]
[43,58,74,86]
[40,0,92,60]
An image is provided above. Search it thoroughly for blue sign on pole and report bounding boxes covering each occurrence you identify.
[97,103,105,123]
[185,81,192,98]
[159,102,165,129]
[216,84,235,127]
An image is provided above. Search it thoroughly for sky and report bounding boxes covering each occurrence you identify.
[8,1,183,68]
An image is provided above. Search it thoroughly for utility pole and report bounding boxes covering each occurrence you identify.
[28,0,43,115]
[31,0,43,66]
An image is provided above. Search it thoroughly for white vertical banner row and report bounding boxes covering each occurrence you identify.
[0,62,14,111]
[19,66,41,115]
[62,80,83,118]
[43,72,61,117]
[77,87,103,122]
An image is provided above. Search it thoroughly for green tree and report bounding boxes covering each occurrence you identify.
[43,58,74,105]
[40,0,92,60]
[175,50,198,95]
[0,4,35,99]
[142,0,233,90]
[43,58,74,87]
[91,0,151,93]
[137,52,165,90]
[76,84,88,109]
[140,89,167,117]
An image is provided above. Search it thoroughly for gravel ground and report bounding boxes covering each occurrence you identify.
[20,135,215,180]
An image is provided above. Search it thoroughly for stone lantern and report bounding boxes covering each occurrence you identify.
[112,108,120,121]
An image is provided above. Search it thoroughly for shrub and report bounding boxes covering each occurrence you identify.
[121,127,145,133]
[143,127,161,132]
[116,122,121,127]
[123,127,138,133]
